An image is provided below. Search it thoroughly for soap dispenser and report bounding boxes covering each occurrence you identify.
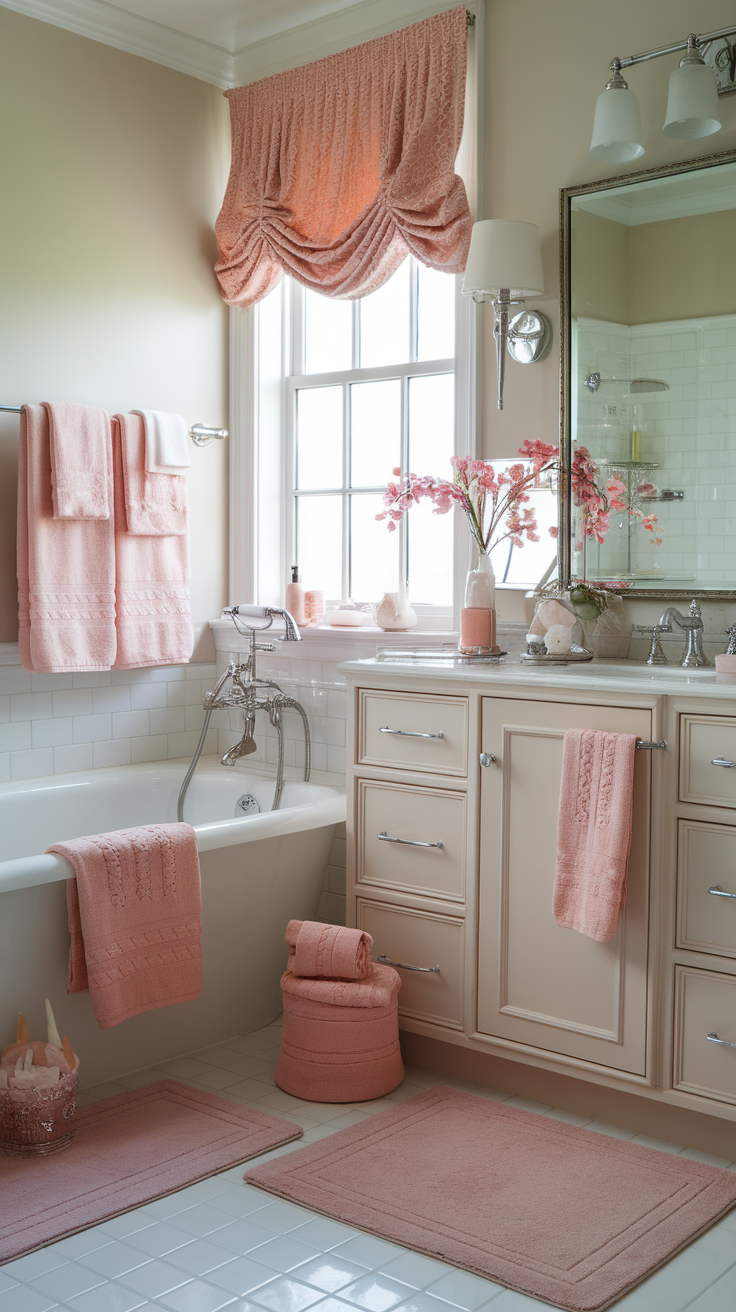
[285,565,307,627]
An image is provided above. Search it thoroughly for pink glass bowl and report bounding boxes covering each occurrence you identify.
[0,1068,79,1157]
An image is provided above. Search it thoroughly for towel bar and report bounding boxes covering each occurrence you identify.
[636,740,667,751]
[190,423,229,447]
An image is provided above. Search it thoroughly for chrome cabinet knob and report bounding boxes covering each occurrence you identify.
[479,752,497,767]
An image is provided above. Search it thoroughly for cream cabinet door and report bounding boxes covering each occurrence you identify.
[478,697,651,1075]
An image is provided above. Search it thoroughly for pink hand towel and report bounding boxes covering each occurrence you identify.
[47,823,202,1029]
[553,728,638,943]
[112,416,193,668]
[44,402,112,519]
[17,404,116,672]
[119,411,188,536]
[285,919,373,980]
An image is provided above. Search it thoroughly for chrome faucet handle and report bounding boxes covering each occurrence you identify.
[635,625,668,666]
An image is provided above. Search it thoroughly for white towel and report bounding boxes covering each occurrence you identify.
[131,410,191,474]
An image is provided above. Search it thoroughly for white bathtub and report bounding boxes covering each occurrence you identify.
[0,760,345,1087]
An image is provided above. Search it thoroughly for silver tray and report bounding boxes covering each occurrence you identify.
[375,649,508,665]
[520,646,593,665]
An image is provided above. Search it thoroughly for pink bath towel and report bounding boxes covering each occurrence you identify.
[553,728,638,943]
[48,823,202,1029]
[119,411,188,536]
[17,404,116,672]
[285,919,373,980]
[280,963,399,1009]
[44,402,112,520]
[112,416,193,668]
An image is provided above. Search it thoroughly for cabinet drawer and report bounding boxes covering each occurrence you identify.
[680,715,736,808]
[356,779,466,903]
[674,966,736,1105]
[359,690,468,776]
[357,899,464,1030]
[677,820,736,957]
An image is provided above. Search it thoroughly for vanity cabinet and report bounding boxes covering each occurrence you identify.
[344,665,736,1135]
[477,696,651,1075]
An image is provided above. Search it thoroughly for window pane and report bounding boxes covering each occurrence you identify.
[296,386,342,490]
[408,373,454,475]
[351,379,401,488]
[304,289,352,374]
[296,495,342,598]
[408,497,454,606]
[360,259,411,368]
[350,493,400,602]
[488,468,558,588]
[417,264,455,361]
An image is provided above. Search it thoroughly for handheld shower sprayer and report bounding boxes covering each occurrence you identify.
[222,604,302,642]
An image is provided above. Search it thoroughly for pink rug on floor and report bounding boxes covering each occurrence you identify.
[246,1087,736,1312]
[0,1080,301,1262]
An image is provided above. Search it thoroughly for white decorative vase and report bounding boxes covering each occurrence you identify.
[376,591,417,631]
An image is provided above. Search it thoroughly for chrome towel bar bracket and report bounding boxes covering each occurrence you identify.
[707,1031,736,1049]
[190,423,229,447]
[709,885,736,899]
[379,726,443,740]
[636,740,667,751]
[377,831,443,849]
[378,954,440,974]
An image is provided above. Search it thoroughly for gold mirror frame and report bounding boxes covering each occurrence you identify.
[559,145,736,599]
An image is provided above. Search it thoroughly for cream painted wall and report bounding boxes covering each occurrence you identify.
[481,0,736,620]
[0,8,230,656]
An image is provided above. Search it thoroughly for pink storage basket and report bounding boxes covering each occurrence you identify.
[275,964,404,1103]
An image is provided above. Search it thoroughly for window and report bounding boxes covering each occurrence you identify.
[282,259,458,622]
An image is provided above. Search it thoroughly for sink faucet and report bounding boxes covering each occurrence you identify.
[656,599,709,668]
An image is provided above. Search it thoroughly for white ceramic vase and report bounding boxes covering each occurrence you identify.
[376,591,418,631]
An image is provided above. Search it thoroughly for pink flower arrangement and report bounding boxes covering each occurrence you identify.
[377,440,614,556]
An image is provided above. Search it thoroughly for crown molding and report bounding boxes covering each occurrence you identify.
[0,0,235,86]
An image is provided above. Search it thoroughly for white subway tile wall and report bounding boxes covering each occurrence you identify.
[0,663,219,783]
[575,313,736,586]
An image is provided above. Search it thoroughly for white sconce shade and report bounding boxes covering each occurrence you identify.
[589,86,645,162]
[663,57,721,138]
[462,219,544,297]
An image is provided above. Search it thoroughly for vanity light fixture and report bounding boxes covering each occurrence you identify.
[589,24,736,162]
[461,219,552,411]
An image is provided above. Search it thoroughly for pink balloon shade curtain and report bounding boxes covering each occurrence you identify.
[214,6,473,307]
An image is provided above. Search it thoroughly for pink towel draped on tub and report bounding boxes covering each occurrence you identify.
[112,414,193,668]
[553,728,638,943]
[17,404,116,673]
[47,823,202,1029]
[285,919,373,980]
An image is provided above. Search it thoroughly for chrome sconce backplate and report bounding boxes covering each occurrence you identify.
[506,310,553,365]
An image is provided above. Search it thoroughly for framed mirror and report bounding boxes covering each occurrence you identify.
[560,147,736,597]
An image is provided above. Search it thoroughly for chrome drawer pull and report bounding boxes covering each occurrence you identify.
[379,726,444,740]
[378,954,440,974]
[711,757,735,768]
[479,753,497,767]
[377,831,443,849]
[707,1031,736,1049]
[709,885,736,899]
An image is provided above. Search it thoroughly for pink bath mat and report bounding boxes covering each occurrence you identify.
[246,1087,736,1311]
[0,1080,301,1263]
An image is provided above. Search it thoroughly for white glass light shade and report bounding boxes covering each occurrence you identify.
[663,61,721,138]
[589,87,645,162]
[461,219,544,297]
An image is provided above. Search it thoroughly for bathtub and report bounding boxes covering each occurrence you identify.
[0,759,345,1087]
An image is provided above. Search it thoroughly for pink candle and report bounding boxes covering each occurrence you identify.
[460,607,495,651]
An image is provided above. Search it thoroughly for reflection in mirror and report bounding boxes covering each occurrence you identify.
[563,151,736,594]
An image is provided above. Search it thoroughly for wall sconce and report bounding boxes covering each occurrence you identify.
[461,219,552,411]
[589,24,736,162]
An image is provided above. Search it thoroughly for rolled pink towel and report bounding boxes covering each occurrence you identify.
[285,919,373,980]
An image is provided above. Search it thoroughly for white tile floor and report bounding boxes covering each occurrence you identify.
[3,1022,736,1312]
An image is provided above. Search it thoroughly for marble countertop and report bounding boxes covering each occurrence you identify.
[336,656,736,699]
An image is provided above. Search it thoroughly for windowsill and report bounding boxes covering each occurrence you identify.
[209,619,458,658]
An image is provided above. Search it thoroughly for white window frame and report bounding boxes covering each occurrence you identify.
[227,0,484,633]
